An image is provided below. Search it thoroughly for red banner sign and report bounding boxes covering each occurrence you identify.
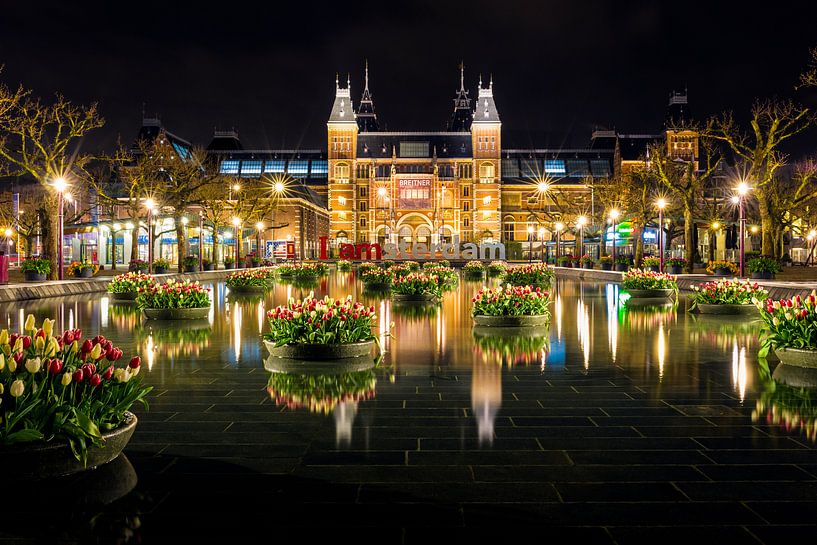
[397,176,432,209]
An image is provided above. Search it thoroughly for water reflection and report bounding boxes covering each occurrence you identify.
[755,360,817,443]
[0,272,769,452]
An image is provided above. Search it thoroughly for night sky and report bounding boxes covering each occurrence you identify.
[2,0,816,153]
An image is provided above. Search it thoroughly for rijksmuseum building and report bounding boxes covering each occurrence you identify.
[202,65,696,256]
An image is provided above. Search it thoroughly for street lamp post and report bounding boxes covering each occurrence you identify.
[577,216,588,259]
[656,198,667,272]
[733,182,749,277]
[538,227,546,263]
[145,199,156,273]
[198,212,204,271]
[609,209,620,266]
[527,225,534,264]
[53,178,68,280]
[555,222,564,261]
[255,221,264,263]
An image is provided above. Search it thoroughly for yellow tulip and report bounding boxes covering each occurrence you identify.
[42,318,54,337]
[60,372,72,386]
[8,357,16,373]
[12,338,23,352]
[10,379,24,397]
[90,343,102,360]
[0,329,8,345]
[24,314,35,332]
[34,336,45,352]
[25,357,41,374]
[0,353,4,370]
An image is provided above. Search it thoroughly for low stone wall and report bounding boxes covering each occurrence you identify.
[0,269,239,303]
[553,266,817,301]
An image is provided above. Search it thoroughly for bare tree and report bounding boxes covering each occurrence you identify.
[0,82,104,278]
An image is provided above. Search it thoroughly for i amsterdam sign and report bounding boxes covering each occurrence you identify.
[319,236,505,261]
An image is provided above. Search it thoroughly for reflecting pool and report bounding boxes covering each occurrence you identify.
[6,273,817,541]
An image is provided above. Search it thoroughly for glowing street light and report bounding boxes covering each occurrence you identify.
[656,198,668,272]
[537,181,550,194]
[733,182,751,277]
[53,177,68,280]
[608,209,620,265]
[711,221,721,230]
[577,216,588,258]
[377,187,388,198]
[273,181,285,194]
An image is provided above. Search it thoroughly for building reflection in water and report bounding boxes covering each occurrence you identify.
[577,299,591,369]
[605,284,619,363]
[731,341,748,402]
[657,321,666,380]
[471,358,501,446]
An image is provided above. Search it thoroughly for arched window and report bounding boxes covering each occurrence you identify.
[503,216,515,242]
[399,225,412,242]
[416,225,431,243]
[334,163,350,182]
[479,162,495,183]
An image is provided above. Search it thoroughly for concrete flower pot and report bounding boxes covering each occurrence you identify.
[142,307,210,320]
[78,268,95,278]
[391,293,438,302]
[772,363,817,388]
[600,263,612,271]
[614,264,629,272]
[472,314,550,327]
[110,291,138,301]
[264,339,375,360]
[203,264,215,271]
[645,266,659,272]
[153,266,168,274]
[24,271,47,282]
[264,354,377,374]
[668,266,684,275]
[0,413,137,480]
[626,288,675,298]
[774,347,817,369]
[714,268,733,277]
[696,303,759,316]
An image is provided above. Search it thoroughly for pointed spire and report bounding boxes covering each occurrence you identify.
[449,63,472,131]
[357,60,379,131]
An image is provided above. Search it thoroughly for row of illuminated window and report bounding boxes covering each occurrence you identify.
[500,159,611,178]
[219,160,329,178]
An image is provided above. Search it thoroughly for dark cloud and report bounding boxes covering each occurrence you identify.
[2,0,816,153]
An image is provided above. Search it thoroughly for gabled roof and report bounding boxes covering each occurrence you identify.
[328,76,356,125]
[472,77,500,124]
[131,117,193,158]
[207,130,243,151]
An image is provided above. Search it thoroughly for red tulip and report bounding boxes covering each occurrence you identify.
[13,351,24,364]
[73,369,84,383]
[81,339,93,354]
[22,336,32,349]
[90,373,102,387]
[103,366,113,380]
[49,359,63,375]
[128,356,141,369]
[63,330,74,344]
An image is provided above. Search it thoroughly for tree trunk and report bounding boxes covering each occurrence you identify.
[758,195,776,257]
[213,227,221,266]
[130,223,140,263]
[708,230,716,263]
[39,194,59,280]
[633,225,644,267]
[683,205,695,273]
[176,218,187,273]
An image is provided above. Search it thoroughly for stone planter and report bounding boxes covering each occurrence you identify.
[203,264,215,271]
[0,413,137,480]
[363,281,391,291]
[751,271,774,280]
[391,293,438,302]
[142,307,210,320]
[264,339,375,360]
[472,314,550,327]
[774,347,817,369]
[582,263,594,269]
[153,266,168,274]
[228,284,267,294]
[714,268,733,277]
[696,303,759,315]
[78,268,95,278]
[264,354,377,374]
[224,263,235,270]
[614,264,629,272]
[184,265,197,273]
[24,271,47,282]
[626,288,675,298]
[645,266,659,272]
[668,266,684,275]
[110,291,138,301]
[600,263,612,271]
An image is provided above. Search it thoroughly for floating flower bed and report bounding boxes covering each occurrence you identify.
[226,268,272,293]
[264,294,378,360]
[358,262,380,275]
[487,260,507,276]
[360,268,392,289]
[266,368,376,414]
[758,292,817,366]
[389,263,413,278]
[463,261,486,277]
[391,272,442,301]
[136,279,211,319]
[471,285,551,326]
[106,272,155,301]
[277,262,327,278]
[423,265,458,287]
[403,261,421,272]
[690,279,767,315]
[337,260,353,272]
[0,316,151,476]
[621,269,677,298]
[501,263,555,288]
